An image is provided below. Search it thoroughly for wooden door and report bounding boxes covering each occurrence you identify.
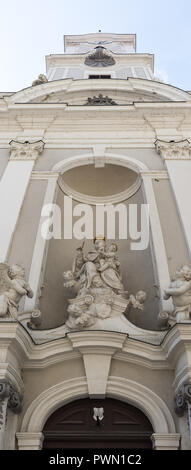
[43,398,153,448]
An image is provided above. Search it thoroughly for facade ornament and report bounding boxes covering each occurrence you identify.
[28,309,42,329]
[0,380,22,449]
[159,265,191,326]
[175,383,191,416]
[84,46,115,67]
[63,238,146,330]
[155,139,191,160]
[93,407,104,425]
[32,74,48,86]
[175,383,191,440]
[0,263,33,320]
[86,94,117,106]
[9,140,44,161]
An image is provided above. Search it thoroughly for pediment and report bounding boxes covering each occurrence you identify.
[5,78,191,107]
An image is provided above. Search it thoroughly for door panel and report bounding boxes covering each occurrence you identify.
[43,398,153,449]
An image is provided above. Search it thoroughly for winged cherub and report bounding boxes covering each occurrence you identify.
[0,264,33,320]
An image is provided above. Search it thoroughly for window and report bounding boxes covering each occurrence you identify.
[88,74,111,79]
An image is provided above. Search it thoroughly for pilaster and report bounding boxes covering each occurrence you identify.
[155,139,191,258]
[0,140,44,261]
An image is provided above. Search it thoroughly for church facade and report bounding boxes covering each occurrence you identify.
[0,32,191,450]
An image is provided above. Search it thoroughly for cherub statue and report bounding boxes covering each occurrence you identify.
[65,296,96,330]
[163,265,191,323]
[0,264,33,320]
[32,74,48,86]
[63,270,75,288]
[128,290,147,311]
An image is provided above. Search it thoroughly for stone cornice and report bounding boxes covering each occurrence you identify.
[140,170,169,179]
[9,140,44,161]
[155,139,191,160]
[1,322,191,387]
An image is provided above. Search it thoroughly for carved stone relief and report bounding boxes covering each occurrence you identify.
[85,94,117,105]
[84,46,115,67]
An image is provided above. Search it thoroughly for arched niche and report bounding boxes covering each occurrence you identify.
[38,154,159,330]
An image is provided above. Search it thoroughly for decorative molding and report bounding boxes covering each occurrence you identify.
[30,171,59,180]
[9,140,44,161]
[67,330,127,353]
[107,376,176,433]
[21,377,88,432]
[52,152,148,173]
[151,433,180,450]
[175,383,191,416]
[93,144,105,168]
[20,376,175,434]
[5,77,190,107]
[140,170,169,179]
[155,139,191,160]
[58,174,142,204]
[67,332,126,397]
[0,380,22,414]
[16,432,44,450]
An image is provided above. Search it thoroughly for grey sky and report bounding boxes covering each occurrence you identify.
[0,0,190,92]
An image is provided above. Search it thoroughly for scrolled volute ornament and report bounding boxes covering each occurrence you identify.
[0,381,10,399]
[0,380,22,414]
[175,383,191,416]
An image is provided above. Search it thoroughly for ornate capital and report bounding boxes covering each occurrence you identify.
[174,383,191,416]
[155,139,191,160]
[0,380,22,414]
[9,140,44,161]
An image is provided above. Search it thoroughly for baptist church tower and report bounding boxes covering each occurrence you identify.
[0,32,191,450]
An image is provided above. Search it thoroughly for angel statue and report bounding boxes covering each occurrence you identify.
[0,264,33,320]
[158,265,191,328]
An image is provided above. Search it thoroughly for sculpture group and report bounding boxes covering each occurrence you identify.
[0,247,191,330]
[63,237,146,330]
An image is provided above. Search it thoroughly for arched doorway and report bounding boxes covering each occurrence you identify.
[43,398,153,448]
